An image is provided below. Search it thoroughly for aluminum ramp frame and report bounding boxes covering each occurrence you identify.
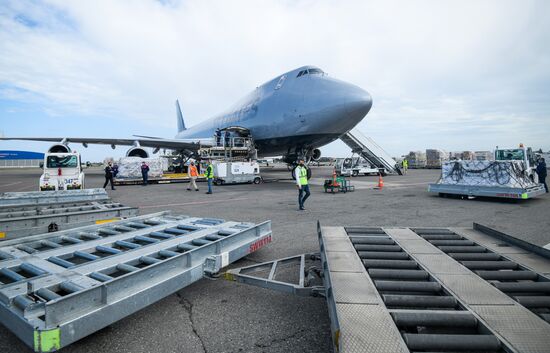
[229,224,550,352]
[339,128,401,175]
[0,200,138,241]
[428,183,547,199]
[0,189,109,206]
[0,212,272,352]
[320,225,550,353]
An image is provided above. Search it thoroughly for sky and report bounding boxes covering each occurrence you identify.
[0,0,549,162]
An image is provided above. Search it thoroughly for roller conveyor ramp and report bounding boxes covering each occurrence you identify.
[0,200,138,241]
[226,223,550,353]
[0,212,272,352]
[340,128,401,175]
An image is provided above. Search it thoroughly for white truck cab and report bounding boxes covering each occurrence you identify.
[40,152,85,191]
[494,144,537,182]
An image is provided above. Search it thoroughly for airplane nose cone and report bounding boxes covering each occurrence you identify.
[345,88,373,118]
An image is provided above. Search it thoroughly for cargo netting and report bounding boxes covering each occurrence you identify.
[116,157,166,179]
[437,161,538,188]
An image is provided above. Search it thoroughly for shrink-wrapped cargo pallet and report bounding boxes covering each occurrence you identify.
[438,160,537,189]
[116,157,165,179]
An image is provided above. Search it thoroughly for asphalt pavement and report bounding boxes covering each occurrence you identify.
[0,166,549,353]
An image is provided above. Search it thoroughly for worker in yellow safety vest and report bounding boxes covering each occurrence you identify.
[204,159,214,194]
[402,159,408,175]
[294,159,311,211]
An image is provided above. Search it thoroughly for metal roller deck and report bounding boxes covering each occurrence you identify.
[0,189,109,206]
[318,224,550,353]
[0,199,138,240]
[0,211,272,352]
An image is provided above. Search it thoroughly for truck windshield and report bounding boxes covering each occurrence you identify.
[47,155,78,168]
[495,149,524,161]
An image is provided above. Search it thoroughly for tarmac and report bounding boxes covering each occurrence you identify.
[0,165,549,353]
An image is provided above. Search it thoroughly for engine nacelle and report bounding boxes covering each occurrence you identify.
[311,148,322,161]
[125,147,149,158]
[48,144,71,153]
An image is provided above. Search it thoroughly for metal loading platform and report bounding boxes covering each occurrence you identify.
[0,212,271,352]
[319,224,550,353]
[0,189,109,206]
[0,200,138,240]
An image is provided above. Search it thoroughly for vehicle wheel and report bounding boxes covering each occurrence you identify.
[253,177,261,184]
[352,170,359,177]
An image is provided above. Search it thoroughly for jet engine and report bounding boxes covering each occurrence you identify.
[310,148,322,161]
[125,147,149,158]
[48,144,71,153]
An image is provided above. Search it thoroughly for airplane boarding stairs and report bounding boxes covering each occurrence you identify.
[339,128,402,175]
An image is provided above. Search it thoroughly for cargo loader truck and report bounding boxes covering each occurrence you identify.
[428,144,545,199]
[39,151,85,191]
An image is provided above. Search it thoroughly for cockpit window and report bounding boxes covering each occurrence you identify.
[296,68,324,78]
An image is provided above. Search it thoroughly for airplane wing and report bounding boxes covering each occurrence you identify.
[0,136,213,151]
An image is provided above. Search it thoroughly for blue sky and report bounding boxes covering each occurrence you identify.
[1,0,549,162]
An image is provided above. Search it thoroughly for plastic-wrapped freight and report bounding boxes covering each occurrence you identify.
[116,157,165,179]
[474,151,493,161]
[462,151,475,160]
[407,151,426,169]
[426,149,448,168]
[438,161,538,188]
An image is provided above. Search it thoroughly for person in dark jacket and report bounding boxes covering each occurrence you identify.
[141,162,150,186]
[215,129,222,146]
[103,162,115,190]
[536,158,548,193]
[112,163,119,178]
[224,130,231,147]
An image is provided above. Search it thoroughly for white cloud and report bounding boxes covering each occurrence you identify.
[0,0,549,156]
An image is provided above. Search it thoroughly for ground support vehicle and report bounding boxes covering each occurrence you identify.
[428,145,545,200]
[39,152,84,191]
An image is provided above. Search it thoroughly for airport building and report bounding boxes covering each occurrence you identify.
[0,150,44,168]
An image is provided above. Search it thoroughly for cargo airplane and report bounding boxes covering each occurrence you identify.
[1,66,372,164]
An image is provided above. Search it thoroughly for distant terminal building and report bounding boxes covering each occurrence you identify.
[0,150,44,168]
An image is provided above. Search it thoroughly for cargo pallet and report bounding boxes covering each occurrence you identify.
[227,223,550,352]
[428,183,546,199]
[114,174,205,185]
[0,212,271,352]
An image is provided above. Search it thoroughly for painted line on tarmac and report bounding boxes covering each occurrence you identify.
[0,181,23,188]
[140,197,251,209]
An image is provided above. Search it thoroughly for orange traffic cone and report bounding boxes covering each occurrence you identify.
[377,173,384,189]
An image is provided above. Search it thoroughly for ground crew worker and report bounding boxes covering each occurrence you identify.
[536,158,548,193]
[187,161,199,191]
[224,130,231,148]
[103,162,115,190]
[295,159,310,210]
[141,161,150,186]
[204,159,214,194]
[402,159,408,175]
[215,129,222,146]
